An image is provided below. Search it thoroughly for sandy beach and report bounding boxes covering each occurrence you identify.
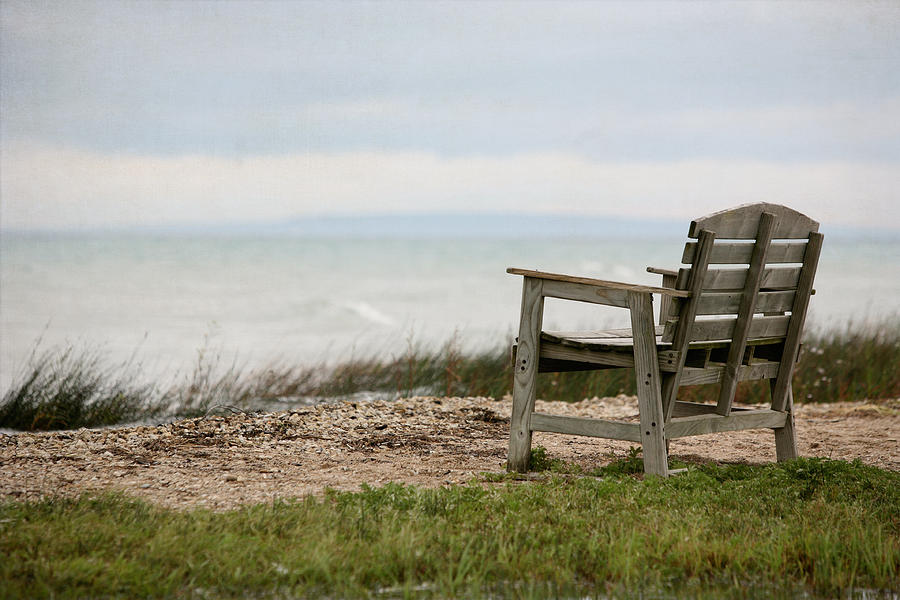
[2,395,898,511]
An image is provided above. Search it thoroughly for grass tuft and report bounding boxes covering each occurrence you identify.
[0,345,167,430]
[595,446,646,477]
[528,445,564,473]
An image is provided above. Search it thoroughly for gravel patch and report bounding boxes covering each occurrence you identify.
[2,395,897,510]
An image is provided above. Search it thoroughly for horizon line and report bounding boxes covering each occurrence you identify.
[2,211,898,238]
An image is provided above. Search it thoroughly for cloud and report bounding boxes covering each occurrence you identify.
[3,144,897,231]
[3,2,898,159]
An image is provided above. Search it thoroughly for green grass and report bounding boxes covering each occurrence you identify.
[1,458,897,598]
[3,319,899,431]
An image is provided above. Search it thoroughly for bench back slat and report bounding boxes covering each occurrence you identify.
[682,241,808,264]
[695,290,796,315]
[688,202,820,239]
[682,314,791,342]
[675,266,802,292]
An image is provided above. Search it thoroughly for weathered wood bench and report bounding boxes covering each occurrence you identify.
[507,203,823,476]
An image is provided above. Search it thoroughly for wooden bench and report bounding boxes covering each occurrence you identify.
[506,203,823,476]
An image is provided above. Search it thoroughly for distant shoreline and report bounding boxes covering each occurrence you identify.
[3,212,899,239]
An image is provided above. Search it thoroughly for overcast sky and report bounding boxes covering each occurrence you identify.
[1,1,898,230]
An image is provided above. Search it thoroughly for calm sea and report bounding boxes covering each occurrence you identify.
[2,227,898,393]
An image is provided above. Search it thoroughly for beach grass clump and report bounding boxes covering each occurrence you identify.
[2,458,897,598]
[0,345,166,431]
[163,337,509,416]
[794,319,900,403]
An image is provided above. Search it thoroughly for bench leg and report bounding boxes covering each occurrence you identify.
[773,383,799,461]
[507,278,543,472]
[628,291,668,477]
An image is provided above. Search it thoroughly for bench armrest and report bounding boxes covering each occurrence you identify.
[507,268,689,297]
[645,266,680,325]
[646,266,678,278]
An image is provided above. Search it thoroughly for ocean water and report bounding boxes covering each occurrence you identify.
[1,229,898,393]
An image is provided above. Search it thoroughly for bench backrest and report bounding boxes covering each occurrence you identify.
[661,203,823,411]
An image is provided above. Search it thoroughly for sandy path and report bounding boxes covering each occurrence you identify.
[2,396,898,510]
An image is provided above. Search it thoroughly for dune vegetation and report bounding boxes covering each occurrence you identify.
[2,319,898,432]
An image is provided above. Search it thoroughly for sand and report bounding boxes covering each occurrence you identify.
[2,395,898,510]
